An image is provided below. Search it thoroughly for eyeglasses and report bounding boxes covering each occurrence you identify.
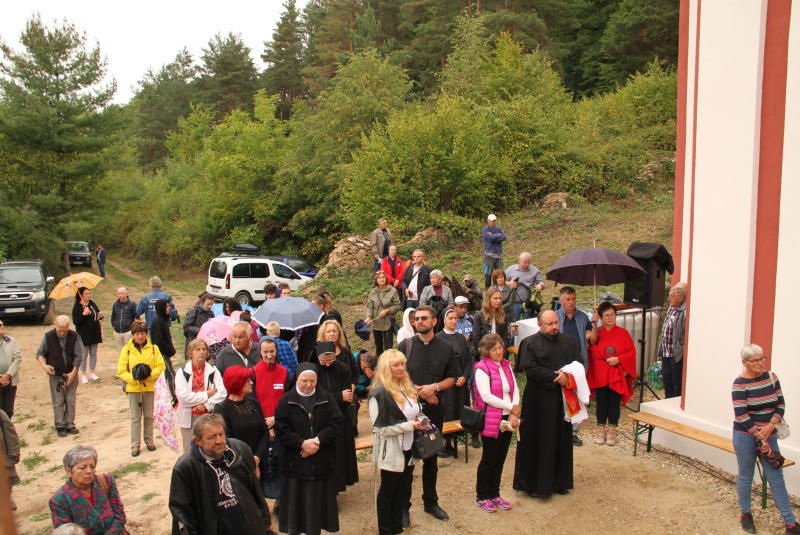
[415,316,432,322]
[747,357,767,364]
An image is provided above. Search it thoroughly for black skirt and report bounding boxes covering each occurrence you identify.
[333,405,359,492]
[278,474,340,535]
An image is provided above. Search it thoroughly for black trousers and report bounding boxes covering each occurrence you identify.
[0,384,16,418]
[595,386,621,426]
[374,329,394,357]
[661,357,683,398]
[378,450,414,535]
[476,416,512,500]
[408,403,444,509]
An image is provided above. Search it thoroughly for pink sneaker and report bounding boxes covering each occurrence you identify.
[491,496,512,510]
[475,498,497,513]
[90,373,100,381]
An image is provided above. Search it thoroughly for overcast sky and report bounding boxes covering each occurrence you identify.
[1,1,309,104]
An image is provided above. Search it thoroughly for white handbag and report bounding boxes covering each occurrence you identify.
[769,372,791,439]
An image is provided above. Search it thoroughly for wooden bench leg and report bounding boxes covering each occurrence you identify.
[647,425,654,453]
[634,421,640,456]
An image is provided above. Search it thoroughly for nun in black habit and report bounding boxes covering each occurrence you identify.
[274,362,342,535]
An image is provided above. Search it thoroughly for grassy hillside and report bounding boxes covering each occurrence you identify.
[309,191,675,352]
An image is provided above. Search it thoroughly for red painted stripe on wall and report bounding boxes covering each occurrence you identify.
[672,0,691,283]
[751,0,791,368]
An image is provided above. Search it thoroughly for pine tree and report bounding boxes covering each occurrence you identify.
[302,0,361,96]
[133,48,197,168]
[195,32,260,119]
[263,0,306,120]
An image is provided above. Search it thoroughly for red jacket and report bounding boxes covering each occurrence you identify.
[381,256,405,286]
[251,360,288,418]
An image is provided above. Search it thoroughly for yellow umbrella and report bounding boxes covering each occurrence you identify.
[49,272,105,300]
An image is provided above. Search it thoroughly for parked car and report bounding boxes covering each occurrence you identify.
[206,245,311,305]
[62,241,92,268]
[0,259,56,323]
[265,255,319,279]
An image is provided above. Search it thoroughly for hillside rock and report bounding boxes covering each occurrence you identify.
[538,192,571,210]
[318,235,373,275]
[638,157,675,181]
[406,227,448,244]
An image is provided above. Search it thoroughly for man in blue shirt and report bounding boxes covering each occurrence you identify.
[482,214,507,289]
[556,286,595,446]
[453,297,474,340]
[136,276,178,327]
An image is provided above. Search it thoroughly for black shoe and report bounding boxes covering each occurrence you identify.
[57,429,68,438]
[526,490,543,498]
[740,513,756,533]
[146,443,156,451]
[424,505,449,521]
[66,427,79,434]
[131,447,140,457]
[784,522,799,534]
[471,434,482,449]
[572,435,583,446]
[555,489,569,495]
[401,509,410,528]
[438,448,451,458]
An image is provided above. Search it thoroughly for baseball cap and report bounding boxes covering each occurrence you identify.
[487,214,497,221]
[454,296,469,305]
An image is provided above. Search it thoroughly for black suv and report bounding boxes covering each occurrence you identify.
[0,260,56,323]
[63,241,92,268]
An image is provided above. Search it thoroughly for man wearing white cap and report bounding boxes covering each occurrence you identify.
[482,214,507,289]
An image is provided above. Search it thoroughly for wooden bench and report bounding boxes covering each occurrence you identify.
[629,412,795,509]
[355,420,471,463]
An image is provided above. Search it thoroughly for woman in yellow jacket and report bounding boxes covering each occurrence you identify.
[117,320,166,457]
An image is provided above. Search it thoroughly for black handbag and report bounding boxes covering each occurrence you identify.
[460,405,486,433]
[412,424,444,460]
[757,442,785,469]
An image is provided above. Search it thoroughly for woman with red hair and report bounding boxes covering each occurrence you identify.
[213,366,270,476]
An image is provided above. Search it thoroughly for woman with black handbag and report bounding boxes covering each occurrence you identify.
[732,344,798,534]
[368,349,428,535]
[473,333,520,513]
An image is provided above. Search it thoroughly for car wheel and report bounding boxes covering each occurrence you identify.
[235,291,252,305]
[39,299,54,325]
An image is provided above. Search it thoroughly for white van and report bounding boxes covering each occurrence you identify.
[206,249,311,305]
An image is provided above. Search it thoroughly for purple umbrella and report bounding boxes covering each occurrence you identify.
[546,248,646,304]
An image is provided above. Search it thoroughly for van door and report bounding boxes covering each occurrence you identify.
[273,263,305,290]
[250,263,270,299]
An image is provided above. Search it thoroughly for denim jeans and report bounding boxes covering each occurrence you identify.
[733,431,796,525]
[513,302,532,321]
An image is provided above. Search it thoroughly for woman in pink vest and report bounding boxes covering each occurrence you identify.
[473,333,521,513]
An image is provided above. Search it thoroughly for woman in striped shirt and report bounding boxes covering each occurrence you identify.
[732,344,798,534]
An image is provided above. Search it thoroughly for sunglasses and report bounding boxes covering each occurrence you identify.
[415,316,432,322]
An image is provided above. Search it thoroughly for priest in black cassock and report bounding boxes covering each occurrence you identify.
[513,310,581,498]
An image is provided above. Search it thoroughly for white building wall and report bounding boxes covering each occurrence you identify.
[643,0,800,495]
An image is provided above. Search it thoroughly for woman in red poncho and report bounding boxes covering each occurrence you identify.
[587,301,636,447]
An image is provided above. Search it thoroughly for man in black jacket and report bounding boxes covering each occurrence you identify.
[111,287,139,350]
[169,413,276,535]
[397,305,458,523]
[401,249,431,310]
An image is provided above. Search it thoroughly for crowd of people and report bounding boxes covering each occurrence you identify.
[3,214,798,535]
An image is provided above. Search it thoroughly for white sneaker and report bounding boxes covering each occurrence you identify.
[81,375,88,384]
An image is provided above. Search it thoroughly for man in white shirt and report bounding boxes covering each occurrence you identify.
[401,249,431,310]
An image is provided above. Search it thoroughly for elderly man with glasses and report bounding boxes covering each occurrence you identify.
[36,315,84,437]
[657,285,687,398]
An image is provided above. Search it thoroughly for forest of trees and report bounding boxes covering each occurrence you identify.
[0,1,679,269]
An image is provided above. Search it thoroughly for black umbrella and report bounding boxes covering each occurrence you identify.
[546,247,646,305]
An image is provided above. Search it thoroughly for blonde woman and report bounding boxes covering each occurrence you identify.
[368,349,427,535]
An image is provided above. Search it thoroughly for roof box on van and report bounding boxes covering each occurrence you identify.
[230,243,261,255]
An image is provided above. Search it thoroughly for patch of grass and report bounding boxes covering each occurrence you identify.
[141,492,158,502]
[18,477,36,486]
[40,432,54,446]
[105,264,139,288]
[112,461,153,479]
[14,412,32,422]
[22,451,47,470]
[48,464,63,473]
[356,449,372,462]
[19,438,28,448]
[27,419,46,431]
[35,526,52,535]
[29,513,49,522]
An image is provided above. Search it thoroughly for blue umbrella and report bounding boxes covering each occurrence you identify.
[211,302,256,317]
[252,297,323,330]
